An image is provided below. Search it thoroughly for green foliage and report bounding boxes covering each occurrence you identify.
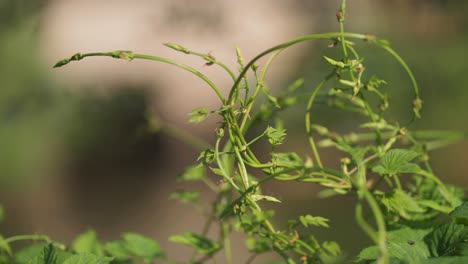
[450,202,468,220]
[61,253,112,264]
[72,230,102,256]
[188,107,210,123]
[178,164,205,181]
[299,215,330,228]
[2,0,466,263]
[372,149,421,176]
[265,126,287,146]
[380,189,425,219]
[169,232,221,255]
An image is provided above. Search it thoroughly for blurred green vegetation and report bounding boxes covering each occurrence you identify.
[0,0,466,259]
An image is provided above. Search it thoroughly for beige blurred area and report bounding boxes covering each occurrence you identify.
[1,0,467,262]
[40,0,315,123]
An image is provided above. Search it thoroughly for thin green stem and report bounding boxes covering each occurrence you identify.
[240,49,284,132]
[185,50,237,82]
[222,222,232,264]
[305,71,335,167]
[338,0,349,61]
[54,51,226,104]
[361,188,389,263]
[227,32,380,104]
[4,234,50,244]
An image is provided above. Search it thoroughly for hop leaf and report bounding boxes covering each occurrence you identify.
[169,233,221,255]
[178,164,205,181]
[449,202,468,220]
[265,126,286,146]
[381,189,424,219]
[372,149,421,175]
[62,253,112,264]
[188,107,209,123]
[72,230,103,256]
[299,215,330,228]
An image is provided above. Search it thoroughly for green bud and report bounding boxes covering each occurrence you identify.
[215,127,224,138]
[164,43,190,54]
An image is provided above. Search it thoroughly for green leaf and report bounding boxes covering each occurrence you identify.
[322,241,341,256]
[450,202,468,219]
[265,126,287,146]
[169,232,221,255]
[178,164,205,181]
[188,107,209,123]
[16,244,46,264]
[251,194,281,203]
[357,227,431,262]
[103,241,130,261]
[62,253,112,264]
[425,223,468,257]
[0,235,12,256]
[169,191,200,203]
[72,230,102,256]
[372,149,421,175]
[381,189,425,219]
[16,244,72,264]
[419,200,453,214]
[299,215,329,228]
[271,152,303,168]
[121,233,162,262]
[366,75,387,90]
[28,244,57,264]
[423,256,468,264]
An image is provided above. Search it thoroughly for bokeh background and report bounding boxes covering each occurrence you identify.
[1,0,467,262]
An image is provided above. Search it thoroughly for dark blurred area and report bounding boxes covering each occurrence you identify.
[0,0,467,262]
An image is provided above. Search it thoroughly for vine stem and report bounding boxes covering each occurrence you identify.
[305,71,335,168]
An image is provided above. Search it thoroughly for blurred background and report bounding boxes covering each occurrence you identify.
[0,0,467,262]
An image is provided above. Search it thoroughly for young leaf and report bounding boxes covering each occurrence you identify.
[169,191,200,203]
[62,253,113,264]
[265,126,287,146]
[372,149,421,175]
[271,152,303,168]
[16,244,72,264]
[103,241,130,261]
[178,164,205,181]
[381,189,425,219]
[425,223,468,257]
[188,107,209,123]
[299,215,330,228]
[450,202,468,220]
[121,233,163,262]
[322,241,341,256]
[251,194,281,203]
[357,227,431,262]
[169,232,221,255]
[28,244,58,264]
[72,230,102,256]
